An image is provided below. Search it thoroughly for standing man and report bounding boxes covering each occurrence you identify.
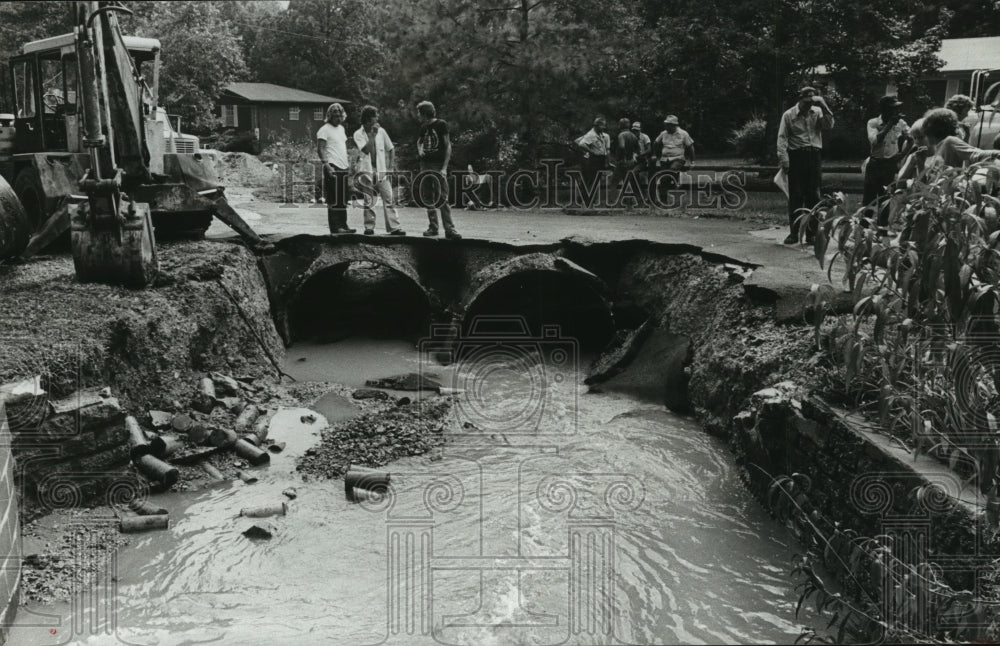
[776,87,834,244]
[576,117,611,193]
[354,105,405,236]
[864,95,909,234]
[632,121,652,192]
[317,103,356,234]
[652,115,695,195]
[416,100,461,239]
[611,118,639,186]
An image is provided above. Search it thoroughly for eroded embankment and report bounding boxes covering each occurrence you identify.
[3,234,993,632]
[0,241,282,406]
[598,247,1000,640]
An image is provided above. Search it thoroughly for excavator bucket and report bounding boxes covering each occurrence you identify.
[71,200,158,288]
[0,174,30,261]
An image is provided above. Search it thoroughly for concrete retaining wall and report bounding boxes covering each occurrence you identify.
[0,389,23,644]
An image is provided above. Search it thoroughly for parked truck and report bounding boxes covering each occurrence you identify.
[966,69,1000,149]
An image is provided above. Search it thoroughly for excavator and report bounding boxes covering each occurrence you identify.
[0,1,269,287]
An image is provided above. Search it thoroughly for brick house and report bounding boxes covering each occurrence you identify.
[217,82,350,147]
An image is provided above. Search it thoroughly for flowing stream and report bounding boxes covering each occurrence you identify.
[10,338,820,645]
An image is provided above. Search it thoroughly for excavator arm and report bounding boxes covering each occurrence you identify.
[71,0,157,286]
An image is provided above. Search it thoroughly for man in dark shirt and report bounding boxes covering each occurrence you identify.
[416,101,460,239]
[612,118,639,205]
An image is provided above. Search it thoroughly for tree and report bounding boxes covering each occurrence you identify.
[125,1,248,132]
[383,0,634,166]
[249,0,390,105]
[627,0,948,156]
[0,2,72,106]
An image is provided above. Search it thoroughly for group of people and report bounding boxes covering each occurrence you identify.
[777,86,1000,245]
[575,116,696,195]
[316,100,461,239]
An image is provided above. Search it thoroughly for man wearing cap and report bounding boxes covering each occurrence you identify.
[776,87,835,244]
[632,122,652,189]
[576,117,612,195]
[864,95,909,232]
[652,115,695,195]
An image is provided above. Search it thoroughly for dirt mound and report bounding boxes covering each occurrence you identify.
[204,151,279,191]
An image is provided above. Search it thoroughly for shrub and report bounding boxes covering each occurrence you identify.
[801,160,1000,500]
[728,116,768,162]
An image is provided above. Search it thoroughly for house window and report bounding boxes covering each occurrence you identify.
[289,106,300,121]
[313,107,323,121]
[221,104,238,127]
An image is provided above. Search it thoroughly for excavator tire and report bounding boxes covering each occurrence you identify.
[0,174,30,261]
[13,167,45,230]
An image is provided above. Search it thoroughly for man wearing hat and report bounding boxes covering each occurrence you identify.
[652,115,695,196]
[632,121,652,190]
[776,87,835,244]
[864,95,909,231]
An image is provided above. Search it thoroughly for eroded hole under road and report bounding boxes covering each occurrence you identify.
[291,261,431,343]
[461,270,616,354]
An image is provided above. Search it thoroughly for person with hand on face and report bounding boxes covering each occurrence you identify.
[317,102,356,234]
[416,100,460,239]
[354,105,404,236]
[576,117,611,192]
[864,95,909,235]
[776,87,835,244]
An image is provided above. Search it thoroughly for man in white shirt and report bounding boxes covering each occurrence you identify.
[576,117,611,193]
[776,86,835,244]
[652,115,695,195]
[353,105,404,236]
[317,102,355,234]
[864,95,909,233]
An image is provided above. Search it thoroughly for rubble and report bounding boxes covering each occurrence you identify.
[297,397,452,479]
[364,373,443,391]
[242,522,276,540]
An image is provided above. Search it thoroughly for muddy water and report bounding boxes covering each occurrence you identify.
[11,339,817,646]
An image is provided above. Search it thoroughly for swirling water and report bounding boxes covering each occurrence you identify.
[10,339,818,645]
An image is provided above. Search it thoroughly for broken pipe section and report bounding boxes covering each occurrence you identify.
[344,465,390,503]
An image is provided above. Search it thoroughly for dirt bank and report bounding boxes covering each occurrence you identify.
[0,241,282,409]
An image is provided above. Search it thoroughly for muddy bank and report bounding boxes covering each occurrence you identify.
[0,241,282,410]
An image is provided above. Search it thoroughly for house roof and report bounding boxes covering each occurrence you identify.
[938,37,1000,73]
[222,83,349,104]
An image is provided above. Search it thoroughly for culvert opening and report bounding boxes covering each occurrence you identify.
[290,261,431,343]
[461,271,615,353]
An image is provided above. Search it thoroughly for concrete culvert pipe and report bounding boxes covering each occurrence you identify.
[149,435,183,459]
[234,438,270,466]
[344,465,390,502]
[240,502,287,518]
[120,515,170,533]
[0,174,30,261]
[126,416,154,460]
[136,454,179,487]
